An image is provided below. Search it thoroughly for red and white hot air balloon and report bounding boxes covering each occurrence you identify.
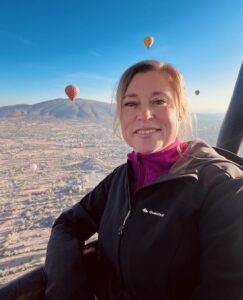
[65,85,79,101]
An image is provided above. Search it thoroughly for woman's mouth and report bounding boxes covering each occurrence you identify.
[134,128,160,135]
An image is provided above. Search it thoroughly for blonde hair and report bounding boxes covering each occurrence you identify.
[113,60,191,140]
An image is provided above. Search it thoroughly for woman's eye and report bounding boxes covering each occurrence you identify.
[123,101,137,107]
[153,98,167,106]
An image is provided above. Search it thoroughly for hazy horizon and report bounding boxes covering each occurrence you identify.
[0,97,231,114]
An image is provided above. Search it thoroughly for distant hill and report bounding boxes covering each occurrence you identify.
[0,98,114,122]
[65,158,112,172]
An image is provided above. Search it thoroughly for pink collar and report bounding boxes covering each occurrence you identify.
[127,138,183,193]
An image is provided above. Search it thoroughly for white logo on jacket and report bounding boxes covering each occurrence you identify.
[142,208,165,218]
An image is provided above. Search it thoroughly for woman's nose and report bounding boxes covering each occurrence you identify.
[137,106,154,120]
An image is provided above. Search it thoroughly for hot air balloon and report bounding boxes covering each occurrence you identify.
[30,163,38,172]
[65,85,79,101]
[143,36,154,48]
[195,90,200,96]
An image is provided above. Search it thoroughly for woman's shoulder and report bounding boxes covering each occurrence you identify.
[111,162,127,175]
[101,162,127,185]
[173,139,243,179]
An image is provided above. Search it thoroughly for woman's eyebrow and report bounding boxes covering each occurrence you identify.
[151,91,168,96]
[124,92,163,98]
[123,93,137,99]
[152,91,163,95]
[151,91,172,99]
[123,91,172,99]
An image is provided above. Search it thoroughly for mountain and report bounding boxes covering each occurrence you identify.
[0,98,114,122]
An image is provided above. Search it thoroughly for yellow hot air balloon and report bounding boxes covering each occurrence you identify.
[144,36,154,48]
[65,85,79,101]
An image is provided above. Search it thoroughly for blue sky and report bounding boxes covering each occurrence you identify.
[0,0,242,112]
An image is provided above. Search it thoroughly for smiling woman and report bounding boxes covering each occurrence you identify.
[120,71,180,154]
[43,60,243,300]
[114,61,191,145]
[1,60,243,300]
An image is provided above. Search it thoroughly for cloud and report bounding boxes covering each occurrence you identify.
[0,29,32,45]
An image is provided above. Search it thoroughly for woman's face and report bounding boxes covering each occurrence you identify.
[120,71,180,154]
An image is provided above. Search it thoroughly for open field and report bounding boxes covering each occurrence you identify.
[0,117,129,285]
[0,115,242,286]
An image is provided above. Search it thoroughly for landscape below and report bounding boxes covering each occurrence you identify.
[0,99,242,285]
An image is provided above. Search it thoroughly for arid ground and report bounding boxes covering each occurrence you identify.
[0,115,241,286]
[0,117,128,286]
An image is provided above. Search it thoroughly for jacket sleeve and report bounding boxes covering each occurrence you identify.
[193,164,243,300]
[44,169,116,300]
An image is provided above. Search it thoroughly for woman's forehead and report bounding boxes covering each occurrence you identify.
[124,72,175,99]
[127,71,172,89]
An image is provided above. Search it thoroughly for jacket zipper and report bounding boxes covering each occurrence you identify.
[117,174,132,289]
[118,209,131,236]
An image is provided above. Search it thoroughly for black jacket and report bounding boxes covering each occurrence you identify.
[45,140,243,300]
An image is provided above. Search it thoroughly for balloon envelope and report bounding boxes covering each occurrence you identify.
[195,90,200,96]
[143,36,154,48]
[65,85,79,101]
[30,163,37,172]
